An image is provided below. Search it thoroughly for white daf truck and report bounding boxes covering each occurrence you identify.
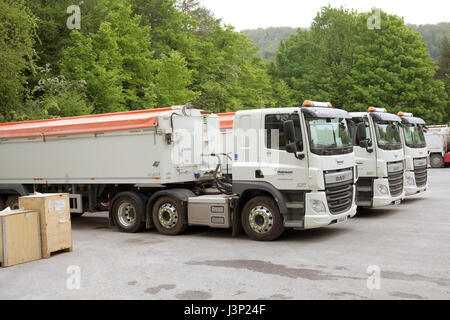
[350,107,405,207]
[0,102,357,241]
[397,112,428,195]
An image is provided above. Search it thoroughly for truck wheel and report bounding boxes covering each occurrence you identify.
[112,192,145,233]
[152,196,187,235]
[241,196,285,241]
[0,196,6,211]
[430,154,444,168]
[5,195,19,210]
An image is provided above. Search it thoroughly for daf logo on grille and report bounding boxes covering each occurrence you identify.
[325,170,353,184]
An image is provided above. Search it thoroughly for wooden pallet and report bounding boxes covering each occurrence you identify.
[42,246,73,259]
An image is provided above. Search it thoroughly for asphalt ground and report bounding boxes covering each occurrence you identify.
[1,168,449,300]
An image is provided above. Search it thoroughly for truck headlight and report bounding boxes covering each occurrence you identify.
[310,200,326,213]
[406,176,415,186]
[378,184,389,195]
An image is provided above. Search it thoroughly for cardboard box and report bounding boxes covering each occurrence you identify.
[19,193,72,258]
[0,209,42,267]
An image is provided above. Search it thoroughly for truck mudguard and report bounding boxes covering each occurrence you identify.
[232,181,290,215]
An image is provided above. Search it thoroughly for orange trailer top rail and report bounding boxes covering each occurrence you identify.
[218,112,235,130]
[0,107,179,139]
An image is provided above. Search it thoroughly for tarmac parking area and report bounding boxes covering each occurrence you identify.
[1,169,449,300]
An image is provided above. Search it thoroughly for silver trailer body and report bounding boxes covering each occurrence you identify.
[0,108,220,186]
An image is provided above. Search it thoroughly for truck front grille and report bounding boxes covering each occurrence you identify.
[388,171,404,197]
[414,166,427,187]
[325,180,353,215]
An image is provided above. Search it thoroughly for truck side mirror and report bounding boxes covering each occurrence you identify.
[283,120,297,142]
[359,140,369,148]
[359,137,373,153]
[286,142,305,159]
[284,120,304,159]
[286,142,297,154]
[356,122,367,141]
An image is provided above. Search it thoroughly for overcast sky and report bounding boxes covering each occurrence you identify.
[201,0,449,31]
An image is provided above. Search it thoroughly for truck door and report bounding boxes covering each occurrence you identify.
[352,116,377,205]
[352,116,377,177]
[259,110,309,190]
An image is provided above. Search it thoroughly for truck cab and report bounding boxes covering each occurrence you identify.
[230,101,357,238]
[397,112,428,195]
[350,107,405,208]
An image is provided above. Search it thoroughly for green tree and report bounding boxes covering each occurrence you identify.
[193,25,277,112]
[436,36,450,121]
[25,65,93,119]
[154,51,199,106]
[0,0,37,121]
[23,0,279,115]
[350,11,447,123]
[410,22,450,60]
[436,36,450,79]
[273,7,448,124]
[271,79,296,108]
[60,1,156,113]
[241,27,298,61]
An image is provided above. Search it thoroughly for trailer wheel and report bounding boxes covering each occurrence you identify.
[5,195,19,210]
[152,196,187,235]
[112,192,145,233]
[430,154,444,168]
[0,196,6,211]
[241,196,284,241]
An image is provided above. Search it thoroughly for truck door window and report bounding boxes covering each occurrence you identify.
[265,114,303,151]
[352,117,372,147]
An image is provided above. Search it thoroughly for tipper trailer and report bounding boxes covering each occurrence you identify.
[397,112,428,195]
[0,103,357,241]
[350,107,405,208]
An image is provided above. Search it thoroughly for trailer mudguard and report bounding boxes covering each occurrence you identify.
[145,188,196,229]
[0,184,32,196]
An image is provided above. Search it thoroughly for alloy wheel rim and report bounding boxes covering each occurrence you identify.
[158,203,178,229]
[118,202,136,227]
[249,206,273,234]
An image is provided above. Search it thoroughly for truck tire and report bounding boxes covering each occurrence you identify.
[112,192,145,233]
[5,195,19,210]
[152,196,187,235]
[0,196,6,211]
[430,154,444,168]
[241,196,285,241]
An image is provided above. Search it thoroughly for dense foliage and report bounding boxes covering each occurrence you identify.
[240,27,298,61]
[243,23,450,62]
[0,1,448,124]
[410,22,450,60]
[271,7,449,123]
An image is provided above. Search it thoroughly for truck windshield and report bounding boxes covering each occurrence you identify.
[403,123,426,148]
[306,118,353,155]
[374,120,402,150]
